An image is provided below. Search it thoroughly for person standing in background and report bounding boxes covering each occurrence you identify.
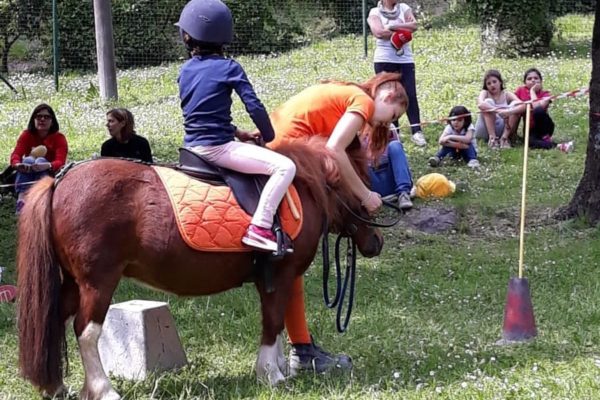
[368,0,426,147]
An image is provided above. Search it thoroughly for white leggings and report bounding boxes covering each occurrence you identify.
[190,141,296,229]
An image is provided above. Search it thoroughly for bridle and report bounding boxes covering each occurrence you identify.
[322,191,404,332]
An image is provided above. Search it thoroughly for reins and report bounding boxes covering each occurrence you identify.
[322,218,356,333]
[322,191,404,333]
[54,157,156,187]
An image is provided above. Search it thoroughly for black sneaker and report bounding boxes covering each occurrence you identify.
[289,338,352,375]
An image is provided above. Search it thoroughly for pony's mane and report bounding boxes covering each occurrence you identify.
[274,137,368,227]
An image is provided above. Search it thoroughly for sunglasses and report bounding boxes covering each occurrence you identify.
[35,114,52,121]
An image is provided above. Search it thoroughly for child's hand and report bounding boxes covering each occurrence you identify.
[361,191,382,215]
[440,137,452,146]
[236,129,262,144]
[497,108,511,118]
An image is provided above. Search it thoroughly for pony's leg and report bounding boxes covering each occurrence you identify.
[61,273,80,324]
[276,332,287,374]
[256,334,286,385]
[74,287,121,400]
[255,273,295,385]
[47,274,81,399]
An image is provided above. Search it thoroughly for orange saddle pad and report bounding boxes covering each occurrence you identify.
[153,166,303,252]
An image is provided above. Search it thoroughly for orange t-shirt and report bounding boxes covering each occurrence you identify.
[268,83,375,149]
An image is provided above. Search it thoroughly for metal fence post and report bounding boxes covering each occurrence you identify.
[362,0,368,58]
[52,0,59,91]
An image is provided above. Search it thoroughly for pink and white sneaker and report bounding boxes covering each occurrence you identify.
[242,224,278,252]
[557,141,574,153]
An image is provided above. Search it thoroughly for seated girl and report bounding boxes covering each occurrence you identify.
[510,68,573,152]
[429,105,479,168]
[474,69,521,149]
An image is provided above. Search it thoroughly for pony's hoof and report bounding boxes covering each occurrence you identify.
[256,362,287,387]
[80,386,121,400]
[42,384,67,399]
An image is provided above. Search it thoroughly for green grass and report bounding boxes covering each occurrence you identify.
[0,14,597,399]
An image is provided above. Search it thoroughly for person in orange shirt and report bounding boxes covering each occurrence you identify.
[269,71,407,374]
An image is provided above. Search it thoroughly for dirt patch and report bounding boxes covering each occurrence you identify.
[385,203,561,239]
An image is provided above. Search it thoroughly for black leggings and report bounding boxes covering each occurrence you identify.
[529,106,556,149]
[374,62,422,134]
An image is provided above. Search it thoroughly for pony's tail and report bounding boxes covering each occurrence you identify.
[17,177,65,394]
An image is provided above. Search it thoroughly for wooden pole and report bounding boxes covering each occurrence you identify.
[518,104,531,279]
[93,0,118,100]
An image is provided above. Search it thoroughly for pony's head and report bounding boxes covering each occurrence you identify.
[276,137,383,257]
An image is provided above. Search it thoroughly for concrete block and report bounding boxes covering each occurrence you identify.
[98,300,187,380]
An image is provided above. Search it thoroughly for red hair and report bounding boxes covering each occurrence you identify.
[321,72,408,159]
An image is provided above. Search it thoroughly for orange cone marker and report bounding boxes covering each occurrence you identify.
[498,104,537,344]
[501,278,536,341]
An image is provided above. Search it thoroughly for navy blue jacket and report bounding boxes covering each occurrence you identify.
[178,55,274,147]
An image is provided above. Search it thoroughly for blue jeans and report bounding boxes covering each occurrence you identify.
[437,143,477,162]
[15,171,50,194]
[15,156,51,194]
[368,141,413,197]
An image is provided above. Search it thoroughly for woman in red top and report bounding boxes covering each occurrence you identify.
[10,103,68,213]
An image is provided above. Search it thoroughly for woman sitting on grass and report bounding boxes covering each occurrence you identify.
[9,103,68,214]
[101,108,153,162]
[367,128,414,210]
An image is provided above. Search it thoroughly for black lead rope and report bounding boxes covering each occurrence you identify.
[334,234,356,333]
[322,219,341,308]
[322,219,357,333]
[321,194,404,332]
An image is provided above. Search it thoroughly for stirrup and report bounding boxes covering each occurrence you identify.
[272,227,293,259]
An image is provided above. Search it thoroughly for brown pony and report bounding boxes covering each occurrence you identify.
[16,137,383,399]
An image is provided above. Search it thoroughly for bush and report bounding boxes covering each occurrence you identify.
[55,0,333,70]
[466,0,555,57]
[55,0,186,71]
[226,0,307,54]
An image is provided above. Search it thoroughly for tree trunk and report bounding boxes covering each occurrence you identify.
[480,19,499,57]
[1,35,9,74]
[555,0,600,224]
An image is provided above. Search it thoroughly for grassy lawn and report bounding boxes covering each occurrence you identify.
[0,14,598,400]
